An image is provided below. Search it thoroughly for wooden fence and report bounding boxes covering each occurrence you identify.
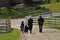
[0,19,11,32]
[44,18,60,27]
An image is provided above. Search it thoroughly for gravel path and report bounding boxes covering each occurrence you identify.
[10,17,60,40]
[20,25,60,40]
[11,18,26,29]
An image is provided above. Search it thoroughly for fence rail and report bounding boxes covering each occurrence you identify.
[0,19,11,32]
[44,18,60,28]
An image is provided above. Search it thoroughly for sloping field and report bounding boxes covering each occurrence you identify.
[40,2,60,12]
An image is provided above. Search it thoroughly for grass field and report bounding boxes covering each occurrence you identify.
[40,2,60,12]
[0,29,20,40]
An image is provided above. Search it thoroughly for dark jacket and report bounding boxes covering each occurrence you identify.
[38,17,44,26]
[28,18,33,30]
[20,21,24,31]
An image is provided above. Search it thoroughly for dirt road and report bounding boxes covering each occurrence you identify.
[20,25,60,40]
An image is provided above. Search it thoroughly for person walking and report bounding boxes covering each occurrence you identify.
[20,21,24,33]
[28,17,33,33]
[38,16,44,33]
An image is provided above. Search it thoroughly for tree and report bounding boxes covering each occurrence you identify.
[56,0,59,2]
[48,0,50,3]
[9,0,17,7]
[23,0,33,6]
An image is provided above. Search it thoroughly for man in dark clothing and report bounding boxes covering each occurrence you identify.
[38,16,44,32]
[28,17,33,33]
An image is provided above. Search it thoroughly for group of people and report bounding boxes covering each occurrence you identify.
[20,16,44,33]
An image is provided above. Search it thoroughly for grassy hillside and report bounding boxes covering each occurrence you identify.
[0,7,40,19]
[0,2,60,19]
[0,7,24,19]
[50,0,57,3]
[40,2,60,12]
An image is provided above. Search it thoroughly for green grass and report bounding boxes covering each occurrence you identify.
[0,7,42,19]
[0,29,20,40]
[0,7,22,19]
[40,2,60,12]
[50,0,57,3]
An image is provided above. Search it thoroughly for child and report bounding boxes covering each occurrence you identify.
[24,25,29,33]
[20,21,24,33]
